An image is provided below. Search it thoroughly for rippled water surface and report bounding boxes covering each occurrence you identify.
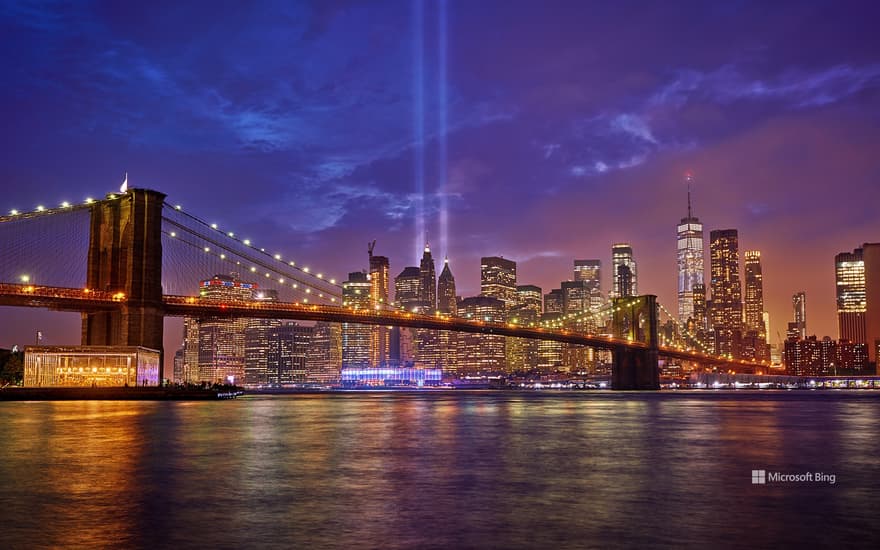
[1,391,879,549]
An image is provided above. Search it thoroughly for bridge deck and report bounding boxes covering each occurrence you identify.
[0,283,762,369]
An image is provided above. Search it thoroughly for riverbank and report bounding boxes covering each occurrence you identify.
[0,387,241,401]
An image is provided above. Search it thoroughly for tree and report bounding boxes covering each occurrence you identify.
[0,351,24,386]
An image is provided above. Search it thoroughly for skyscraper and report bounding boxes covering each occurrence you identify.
[792,291,807,340]
[437,257,457,315]
[394,267,423,310]
[458,296,506,374]
[709,229,743,357]
[186,274,257,384]
[836,248,866,345]
[516,285,543,316]
[677,176,704,324]
[419,243,437,310]
[306,321,342,384]
[743,251,765,338]
[836,243,880,369]
[342,271,371,368]
[611,243,637,298]
[481,256,517,307]
[864,243,880,369]
[574,259,603,312]
[266,323,313,385]
[368,244,390,367]
[436,257,458,375]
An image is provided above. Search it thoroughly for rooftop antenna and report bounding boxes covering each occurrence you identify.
[685,172,693,218]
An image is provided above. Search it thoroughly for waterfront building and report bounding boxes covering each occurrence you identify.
[24,346,160,387]
[342,271,371,368]
[481,256,517,307]
[677,176,704,324]
[394,266,422,365]
[172,348,185,384]
[836,243,880,370]
[537,312,564,372]
[368,245,390,367]
[187,274,256,384]
[709,229,743,357]
[243,289,280,386]
[458,296,506,375]
[610,243,637,298]
[784,336,868,376]
[266,323,313,385]
[836,248,866,347]
[306,322,342,384]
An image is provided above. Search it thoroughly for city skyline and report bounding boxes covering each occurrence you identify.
[2,1,880,348]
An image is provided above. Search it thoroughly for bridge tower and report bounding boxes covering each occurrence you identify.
[611,294,660,390]
[81,189,166,372]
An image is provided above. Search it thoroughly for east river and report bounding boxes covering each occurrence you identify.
[1,391,878,549]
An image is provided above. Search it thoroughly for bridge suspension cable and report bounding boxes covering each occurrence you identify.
[161,201,344,297]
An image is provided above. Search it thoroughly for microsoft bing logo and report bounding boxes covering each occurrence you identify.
[752,470,766,484]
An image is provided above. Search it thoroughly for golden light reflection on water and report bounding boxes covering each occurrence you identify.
[1,392,878,549]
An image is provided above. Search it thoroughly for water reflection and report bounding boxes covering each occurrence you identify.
[0,392,878,549]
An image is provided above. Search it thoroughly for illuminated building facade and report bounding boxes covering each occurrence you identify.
[574,259,603,312]
[266,323,313,385]
[709,229,743,357]
[243,289,280,386]
[791,291,807,340]
[306,321,342,384]
[438,258,457,315]
[611,243,637,298]
[368,248,390,367]
[863,243,880,369]
[24,346,160,387]
[415,244,441,369]
[743,251,768,360]
[836,248,866,346]
[544,288,563,314]
[342,271,371,368]
[437,258,458,375]
[676,178,704,324]
[340,367,442,387]
[188,274,256,384]
[516,285,543,316]
[458,296,506,375]
[744,251,764,336]
[836,243,880,370]
[481,256,517,307]
[784,336,868,376]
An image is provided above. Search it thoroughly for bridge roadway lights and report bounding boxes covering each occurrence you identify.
[611,345,660,390]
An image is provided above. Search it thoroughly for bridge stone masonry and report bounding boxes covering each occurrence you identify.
[82,188,166,360]
[0,187,768,389]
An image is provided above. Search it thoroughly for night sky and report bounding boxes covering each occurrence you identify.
[1,0,879,353]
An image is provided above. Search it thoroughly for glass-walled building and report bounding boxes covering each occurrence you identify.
[24,346,160,387]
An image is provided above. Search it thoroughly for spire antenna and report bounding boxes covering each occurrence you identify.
[686,173,693,218]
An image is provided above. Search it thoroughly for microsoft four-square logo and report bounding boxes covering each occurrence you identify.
[752,470,766,484]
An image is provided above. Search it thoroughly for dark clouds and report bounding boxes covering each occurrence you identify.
[1,0,879,349]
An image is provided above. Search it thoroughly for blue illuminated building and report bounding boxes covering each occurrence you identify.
[340,367,442,387]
